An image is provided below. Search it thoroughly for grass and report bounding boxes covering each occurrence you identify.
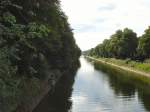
[93,57,150,74]
[87,56,150,94]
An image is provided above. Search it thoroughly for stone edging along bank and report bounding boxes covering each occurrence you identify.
[86,56,150,78]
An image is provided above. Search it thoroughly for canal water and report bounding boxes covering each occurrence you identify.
[33,57,150,112]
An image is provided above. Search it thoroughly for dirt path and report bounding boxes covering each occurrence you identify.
[86,56,150,78]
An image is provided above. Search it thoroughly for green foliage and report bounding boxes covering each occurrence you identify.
[0,0,81,111]
[27,23,50,38]
[3,12,16,25]
[137,27,150,59]
[88,28,138,59]
[99,57,150,73]
[87,26,150,62]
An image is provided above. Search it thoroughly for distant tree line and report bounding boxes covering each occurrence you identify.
[86,27,150,61]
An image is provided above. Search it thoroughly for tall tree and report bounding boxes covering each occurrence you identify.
[137,26,150,59]
[88,28,138,59]
[118,28,138,58]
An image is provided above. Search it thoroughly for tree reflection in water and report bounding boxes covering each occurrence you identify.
[94,61,150,112]
[34,58,150,112]
[33,66,80,112]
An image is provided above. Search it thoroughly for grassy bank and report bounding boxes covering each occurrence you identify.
[100,58,150,74]
[86,56,150,77]
[86,56,150,89]
[93,60,150,93]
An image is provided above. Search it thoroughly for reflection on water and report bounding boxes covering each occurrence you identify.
[33,67,79,112]
[34,57,150,112]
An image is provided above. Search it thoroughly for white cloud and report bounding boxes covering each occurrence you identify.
[75,32,109,51]
[60,0,150,51]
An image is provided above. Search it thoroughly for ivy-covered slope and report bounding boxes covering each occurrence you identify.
[0,0,81,111]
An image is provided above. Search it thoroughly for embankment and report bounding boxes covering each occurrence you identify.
[86,56,150,78]
[15,70,62,112]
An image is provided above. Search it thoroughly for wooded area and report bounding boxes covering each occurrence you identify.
[86,27,150,61]
[0,0,81,111]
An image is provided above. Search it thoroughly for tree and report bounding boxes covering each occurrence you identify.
[137,26,150,59]
[0,0,81,111]
[113,28,138,59]
[88,28,138,59]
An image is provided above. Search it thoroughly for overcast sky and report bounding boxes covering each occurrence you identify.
[60,0,150,51]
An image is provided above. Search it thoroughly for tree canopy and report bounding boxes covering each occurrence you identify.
[86,27,150,61]
[137,27,150,59]
[0,0,81,111]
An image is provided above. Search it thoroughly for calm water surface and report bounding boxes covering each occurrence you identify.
[34,57,150,112]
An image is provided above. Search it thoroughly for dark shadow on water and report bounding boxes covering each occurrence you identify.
[33,62,80,112]
[138,90,150,111]
[107,73,136,97]
[33,58,150,112]
[93,60,150,112]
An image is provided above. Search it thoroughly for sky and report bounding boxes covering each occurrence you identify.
[60,0,150,51]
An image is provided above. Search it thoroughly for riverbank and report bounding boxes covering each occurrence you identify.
[15,70,62,112]
[86,56,150,78]
[33,57,150,112]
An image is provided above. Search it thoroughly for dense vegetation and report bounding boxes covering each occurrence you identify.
[0,0,81,111]
[96,58,150,73]
[86,27,150,61]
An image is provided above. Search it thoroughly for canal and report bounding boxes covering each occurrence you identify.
[33,57,150,112]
